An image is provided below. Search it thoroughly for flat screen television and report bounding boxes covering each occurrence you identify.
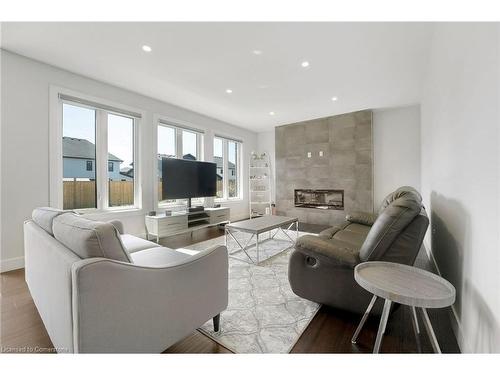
[161,158,217,201]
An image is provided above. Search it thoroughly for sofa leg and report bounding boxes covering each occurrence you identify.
[213,314,221,332]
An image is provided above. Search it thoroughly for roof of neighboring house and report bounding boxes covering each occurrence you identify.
[120,165,134,178]
[63,137,122,162]
[212,156,236,169]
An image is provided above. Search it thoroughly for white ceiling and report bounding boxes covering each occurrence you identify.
[1,22,432,132]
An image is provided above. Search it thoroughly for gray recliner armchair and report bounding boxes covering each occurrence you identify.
[288,186,429,314]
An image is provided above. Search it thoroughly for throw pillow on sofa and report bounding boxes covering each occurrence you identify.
[53,213,131,262]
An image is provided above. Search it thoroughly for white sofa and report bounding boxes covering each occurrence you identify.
[24,207,228,353]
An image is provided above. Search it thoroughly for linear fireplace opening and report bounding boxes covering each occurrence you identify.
[294,189,344,210]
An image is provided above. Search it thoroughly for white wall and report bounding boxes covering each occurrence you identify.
[0,50,257,272]
[373,105,421,207]
[258,105,422,211]
[421,23,500,352]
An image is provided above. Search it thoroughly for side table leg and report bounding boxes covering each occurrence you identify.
[373,299,392,353]
[411,306,420,334]
[351,295,378,344]
[420,308,442,353]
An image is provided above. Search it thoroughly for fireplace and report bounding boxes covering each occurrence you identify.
[294,189,344,210]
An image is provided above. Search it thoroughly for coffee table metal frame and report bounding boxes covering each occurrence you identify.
[351,261,456,354]
[224,216,299,264]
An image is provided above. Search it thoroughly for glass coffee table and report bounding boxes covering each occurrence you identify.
[225,215,299,264]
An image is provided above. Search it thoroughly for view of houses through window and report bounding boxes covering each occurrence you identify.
[62,105,241,211]
[107,113,134,207]
[213,137,224,198]
[62,102,136,210]
[214,136,241,200]
[62,103,97,209]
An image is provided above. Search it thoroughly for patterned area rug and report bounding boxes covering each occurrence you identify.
[183,230,320,353]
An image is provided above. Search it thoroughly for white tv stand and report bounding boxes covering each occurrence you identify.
[145,207,230,242]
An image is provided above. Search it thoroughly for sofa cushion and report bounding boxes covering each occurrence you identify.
[121,234,161,254]
[332,229,366,248]
[130,247,191,267]
[344,223,371,237]
[32,207,67,235]
[53,213,131,262]
[318,222,350,239]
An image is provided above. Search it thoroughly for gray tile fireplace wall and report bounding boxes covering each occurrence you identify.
[275,110,373,225]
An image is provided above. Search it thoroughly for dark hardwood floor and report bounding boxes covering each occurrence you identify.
[0,223,460,354]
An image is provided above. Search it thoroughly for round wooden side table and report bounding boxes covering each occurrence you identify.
[351,261,456,353]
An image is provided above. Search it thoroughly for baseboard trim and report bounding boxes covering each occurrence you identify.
[424,244,464,352]
[0,256,25,273]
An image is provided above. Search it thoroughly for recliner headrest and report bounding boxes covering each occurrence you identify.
[378,186,422,215]
[359,187,424,262]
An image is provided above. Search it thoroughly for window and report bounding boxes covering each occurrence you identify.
[213,137,224,198]
[157,121,203,206]
[182,129,198,160]
[107,113,134,207]
[61,99,139,211]
[214,136,241,200]
[63,103,97,209]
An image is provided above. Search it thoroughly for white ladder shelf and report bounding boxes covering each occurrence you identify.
[249,151,273,218]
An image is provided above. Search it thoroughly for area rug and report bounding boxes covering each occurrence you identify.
[182,230,320,353]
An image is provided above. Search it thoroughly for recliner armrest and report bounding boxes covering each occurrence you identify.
[345,211,377,226]
[295,235,360,269]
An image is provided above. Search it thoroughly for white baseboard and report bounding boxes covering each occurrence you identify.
[0,256,25,273]
[424,245,464,352]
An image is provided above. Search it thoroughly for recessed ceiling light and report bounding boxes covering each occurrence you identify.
[253,50,263,55]
[301,61,310,68]
[142,45,152,52]
[225,89,233,94]
[269,111,275,116]
[331,96,338,101]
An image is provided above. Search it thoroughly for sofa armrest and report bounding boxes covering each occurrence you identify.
[295,235,360,269]
[71,245,228,353]
[345,211,377,226]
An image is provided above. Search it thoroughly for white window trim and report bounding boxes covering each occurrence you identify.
[154,114,205,210]
[49,86,144,213]
[214,136,243,202]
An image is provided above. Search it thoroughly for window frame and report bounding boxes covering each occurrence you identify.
[49,87,143,213]
[155,117,205,209]
[214,136,242,202]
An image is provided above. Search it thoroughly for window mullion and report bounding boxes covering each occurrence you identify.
[133,118,140,209]
[236,143,241,199]
[175,128,183,159]
[223,139,229,200]
[96,110,109,209]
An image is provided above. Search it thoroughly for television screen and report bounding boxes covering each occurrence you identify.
[161,158,217,199]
